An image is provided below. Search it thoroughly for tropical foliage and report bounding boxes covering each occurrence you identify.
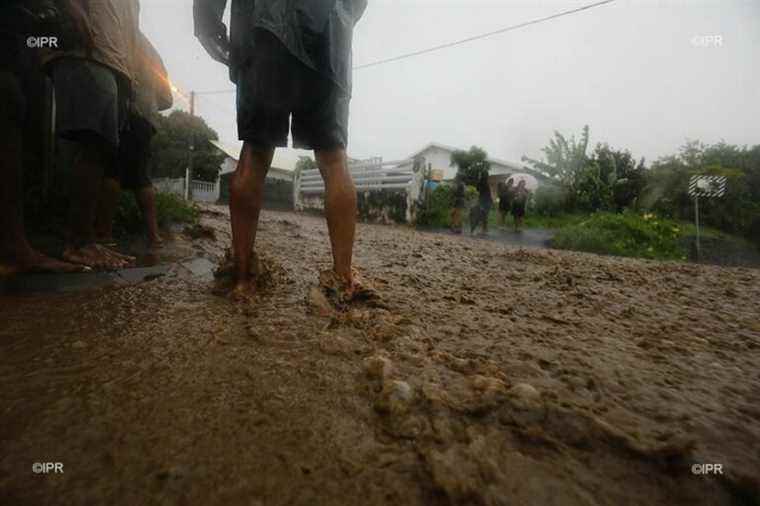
[150,110,226,182]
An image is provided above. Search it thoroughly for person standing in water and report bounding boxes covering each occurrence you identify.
[471,171,492,235]
[194,0,368,302]
[450,175,465,234]
[511,180,529,232]
[497,178,514,227]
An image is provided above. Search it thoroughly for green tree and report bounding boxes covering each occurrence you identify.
[150,110,225,182]
[523,126,647,213]
[591,143,647,211]
[295,156,317,179]
[450,146,491,186]
[643,140,760,245]
[522,125,590,188]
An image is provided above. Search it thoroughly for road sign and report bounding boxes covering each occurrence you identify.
[689,175,726,198]
[688,175,727,262]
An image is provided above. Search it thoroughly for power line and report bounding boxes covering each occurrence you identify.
[354,0,617,70]
[187,0,617,95]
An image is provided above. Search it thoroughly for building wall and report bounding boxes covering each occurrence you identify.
[415,146,519,181]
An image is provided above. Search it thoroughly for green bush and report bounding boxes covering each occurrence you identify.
[552,212,688,260]
[531,185,567,217]
[113,191,198,237]
[416,184,478,227]
[416,185,452,227]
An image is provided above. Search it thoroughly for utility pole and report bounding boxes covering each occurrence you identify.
[185,91,196,201]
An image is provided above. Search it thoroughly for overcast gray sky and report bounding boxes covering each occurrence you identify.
[140,0,760,164]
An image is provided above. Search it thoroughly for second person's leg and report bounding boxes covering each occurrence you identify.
[314,148,356,286]
[229,142,274,297]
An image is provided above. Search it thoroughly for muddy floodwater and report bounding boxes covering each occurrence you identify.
[1,205,759,505]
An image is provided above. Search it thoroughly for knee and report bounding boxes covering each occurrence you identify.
[316,149,347,177]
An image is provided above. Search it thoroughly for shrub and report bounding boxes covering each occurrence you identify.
[531,185,567,217]
[416,185,452,227]
[552,212,687,260]
[113,191,198,237]
[416,184,479,227]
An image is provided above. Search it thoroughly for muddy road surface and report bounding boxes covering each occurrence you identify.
[2,205,759,506]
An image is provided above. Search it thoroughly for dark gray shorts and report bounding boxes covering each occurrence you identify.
[115,114,154,190]
[51,58,128,151]
[236,29,349,150]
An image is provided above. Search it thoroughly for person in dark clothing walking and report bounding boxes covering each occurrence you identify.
[511,180,529,231]
[497,178,514,227]
[194,0,368,302]
[471,171,492,235]
[450,175,465,234]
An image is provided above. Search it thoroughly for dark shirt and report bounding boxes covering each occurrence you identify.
[452,182,465,208]
[512,187,529,208]
[194,0,368,94]
[478,179,493,207]
[499,185,513,209]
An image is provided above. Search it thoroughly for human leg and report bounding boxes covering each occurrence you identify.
[229,143,274,298]
[314,148,356,286]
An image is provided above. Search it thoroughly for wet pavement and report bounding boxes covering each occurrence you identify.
[424,227,555,249]
[1,205,759,506]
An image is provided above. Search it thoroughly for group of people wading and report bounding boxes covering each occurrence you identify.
[450,175,530,235]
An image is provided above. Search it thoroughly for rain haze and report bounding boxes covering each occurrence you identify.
[140,0,760,163]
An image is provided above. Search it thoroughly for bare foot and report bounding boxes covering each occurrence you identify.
[0,250,89,277]
[318,268,381,307]
[229,279,256,303]
[63,244,136,271]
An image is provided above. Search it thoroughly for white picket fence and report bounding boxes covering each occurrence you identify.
[152,176,219,203]
[190,179,219,202]
[153,177,185,197]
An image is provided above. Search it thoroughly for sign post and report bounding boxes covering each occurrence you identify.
[688,175,727,262]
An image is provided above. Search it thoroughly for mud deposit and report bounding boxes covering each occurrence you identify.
[1,205,759,505]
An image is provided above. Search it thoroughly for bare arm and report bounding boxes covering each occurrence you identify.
[193,0,227,38]
[193,0,230,65]
[352,0,368,24]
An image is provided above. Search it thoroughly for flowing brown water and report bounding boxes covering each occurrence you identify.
[1,205,759,505]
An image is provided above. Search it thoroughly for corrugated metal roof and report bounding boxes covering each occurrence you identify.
[210,140,312,173]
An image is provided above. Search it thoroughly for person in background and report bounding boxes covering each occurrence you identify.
[511,179,529,231]
[497,178,514,227]
[194,0,369,302]
[0,1,83,275]
[44,0,140,270]
[471,171,492,235]
[450,174,465,234]
[94,32,173,251]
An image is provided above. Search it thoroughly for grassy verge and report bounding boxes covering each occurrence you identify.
[113,191,199,237]
[551,212,712,261]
